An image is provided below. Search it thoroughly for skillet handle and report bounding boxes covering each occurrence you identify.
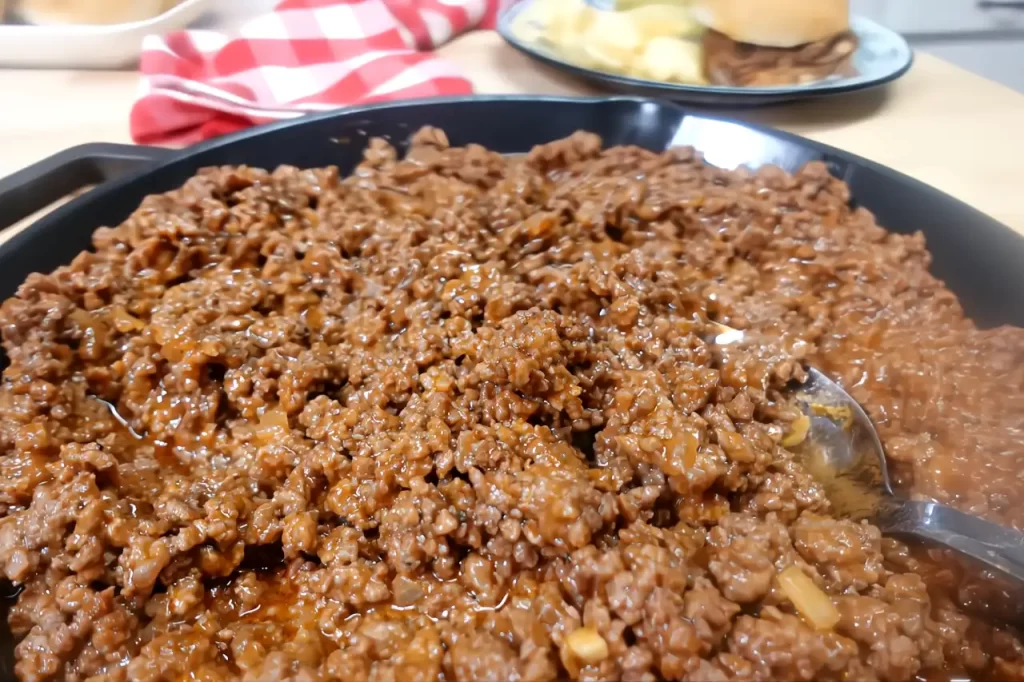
[878,499,1024,584]
[0,143,172,234]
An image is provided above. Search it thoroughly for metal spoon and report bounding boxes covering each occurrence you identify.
[713,324,1024,583]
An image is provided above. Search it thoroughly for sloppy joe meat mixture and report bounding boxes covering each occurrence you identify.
[702,29,858,87]
[1,128,1023,682]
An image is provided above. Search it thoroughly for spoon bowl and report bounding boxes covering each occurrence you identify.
[791,367,892,490]
[713,323,1024,583]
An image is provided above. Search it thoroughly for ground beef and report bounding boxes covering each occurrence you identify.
[702,30,858,86]
[0,128,1022,681]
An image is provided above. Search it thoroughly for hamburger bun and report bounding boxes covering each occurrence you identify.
[12,0,178,25]
[691,0,850,48]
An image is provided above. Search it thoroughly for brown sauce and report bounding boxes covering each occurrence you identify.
[703,29,859,86]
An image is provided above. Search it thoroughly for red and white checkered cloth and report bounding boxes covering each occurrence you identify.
[130,0,522,146]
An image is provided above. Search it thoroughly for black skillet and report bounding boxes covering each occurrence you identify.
[0,95,1023,680]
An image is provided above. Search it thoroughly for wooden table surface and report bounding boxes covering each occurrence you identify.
[3,31,1024,234]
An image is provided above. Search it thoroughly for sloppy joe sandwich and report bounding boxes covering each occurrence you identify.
[693,0,858,86]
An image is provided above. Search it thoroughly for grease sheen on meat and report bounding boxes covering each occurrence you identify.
[1,129,1023,682]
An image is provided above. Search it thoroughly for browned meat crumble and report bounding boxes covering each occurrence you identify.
[702,29,858,86]
[1,128,1023,682]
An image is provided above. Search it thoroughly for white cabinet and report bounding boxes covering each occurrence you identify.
[924,39,1024,91]
[851,0,1024,92]
[851,0,1024,33]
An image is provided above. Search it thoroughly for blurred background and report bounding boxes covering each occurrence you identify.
[852,0,1024,91]
[200,0,1024,93]
[184,0,1024,93]
[1,0,1021,91]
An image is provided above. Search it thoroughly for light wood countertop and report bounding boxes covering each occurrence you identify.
[3,31,1024,233]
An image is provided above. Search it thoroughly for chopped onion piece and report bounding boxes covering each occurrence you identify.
[565,627,609,665]
[111,305,145,332]
[777,565,839,631]
[256,406,290,443]
[782,414,811,447]
[68,309,96,328]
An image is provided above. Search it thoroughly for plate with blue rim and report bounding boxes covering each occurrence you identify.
[498,0,914,106]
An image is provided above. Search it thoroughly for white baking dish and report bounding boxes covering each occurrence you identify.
[0,0,217,68]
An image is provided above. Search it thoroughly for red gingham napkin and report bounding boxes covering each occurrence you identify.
[130,0,523,146]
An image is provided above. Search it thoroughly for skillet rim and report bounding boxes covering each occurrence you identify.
[0,93,1021,328]
[0,94,1010,259]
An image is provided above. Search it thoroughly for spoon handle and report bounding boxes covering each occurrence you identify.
[877,499,1024,582]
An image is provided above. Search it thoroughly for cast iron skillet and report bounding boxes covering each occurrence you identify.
[0,95,1022,680]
